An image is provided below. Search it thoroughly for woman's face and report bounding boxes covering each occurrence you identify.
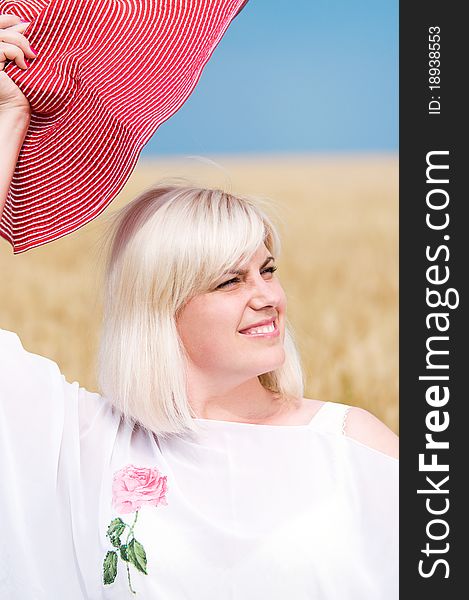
[176,243,287,387]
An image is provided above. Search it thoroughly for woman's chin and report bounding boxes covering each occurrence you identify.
[251,353,286,377]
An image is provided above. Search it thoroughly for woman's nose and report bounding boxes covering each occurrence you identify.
[248,276,284,309]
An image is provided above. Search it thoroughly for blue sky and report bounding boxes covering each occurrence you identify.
[142,0,398,156]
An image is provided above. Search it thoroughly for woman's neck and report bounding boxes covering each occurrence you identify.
[188,376,289,424]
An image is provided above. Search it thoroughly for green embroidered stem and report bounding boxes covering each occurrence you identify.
[125,511,139,595]
[125,559,136,595]
[129,510,139,535]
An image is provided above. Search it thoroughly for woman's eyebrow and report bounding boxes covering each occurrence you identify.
[230,256,275,276]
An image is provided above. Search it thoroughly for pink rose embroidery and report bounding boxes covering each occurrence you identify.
[103,465,168,594]
[112,465,168,514]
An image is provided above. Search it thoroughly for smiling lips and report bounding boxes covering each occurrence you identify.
[238,318,279,338]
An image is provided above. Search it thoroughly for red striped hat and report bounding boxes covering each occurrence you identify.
[0,0,246,253]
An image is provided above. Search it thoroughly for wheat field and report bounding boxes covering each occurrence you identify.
[0,154,398,433]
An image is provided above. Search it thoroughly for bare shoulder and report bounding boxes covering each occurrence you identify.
[278,397,325,426]
[344,407,399,459]
[298,397,325,422]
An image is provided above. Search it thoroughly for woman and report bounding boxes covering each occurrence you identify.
[1,18,398,600]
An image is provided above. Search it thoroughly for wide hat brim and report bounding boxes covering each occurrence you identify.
[0,0,245,253]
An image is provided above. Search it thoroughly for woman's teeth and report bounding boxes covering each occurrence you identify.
[242,322,275,335]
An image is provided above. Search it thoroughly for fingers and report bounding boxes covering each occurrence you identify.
[0,29,36,59]
[0,43,29,70]
[8,22,32,34]
[0,15,36,71]
[0,14,23,29]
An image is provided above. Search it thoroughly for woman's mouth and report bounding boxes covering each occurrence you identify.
[238,319,280,338]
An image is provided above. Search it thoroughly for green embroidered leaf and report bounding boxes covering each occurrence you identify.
[128,538,148,575]
[103,551,118,585]
[107,517,126,548]
[120,544,129,562]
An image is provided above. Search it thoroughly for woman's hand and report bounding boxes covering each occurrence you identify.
[1,14,36,70]
[0,14,36,216]
[0,14,35,114]
[0,70,29,114]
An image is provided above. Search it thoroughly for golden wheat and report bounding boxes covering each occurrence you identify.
[0,154,398,432]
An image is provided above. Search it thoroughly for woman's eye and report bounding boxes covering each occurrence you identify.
[216,266,277,290]
[216,277,240,289]
[262,266,278,277]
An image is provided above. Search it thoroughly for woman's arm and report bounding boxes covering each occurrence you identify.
[0,97,30,217]
[0,14,35,217]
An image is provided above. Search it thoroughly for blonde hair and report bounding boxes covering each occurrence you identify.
[98,183,304,436]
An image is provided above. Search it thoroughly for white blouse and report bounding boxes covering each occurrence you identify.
[0,328,398,599]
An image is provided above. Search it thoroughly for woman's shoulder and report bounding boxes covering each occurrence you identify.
[301,398,399,459]
[1,327,24,350]
[0,327,60,376]
[344,405,399,459]
[0,327,100,405]
[0,327,119,451]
